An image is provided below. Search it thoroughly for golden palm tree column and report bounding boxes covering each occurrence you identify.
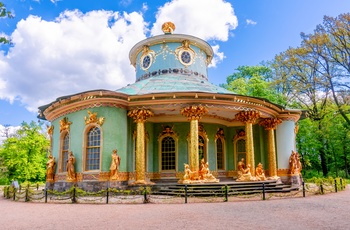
[259,118,282,179]
[181,105,208,174]
[235,111,261,177]
[128,109,154,184]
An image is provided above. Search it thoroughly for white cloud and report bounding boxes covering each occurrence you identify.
[0,1,239,113]
[246,19,257,25]
[0,10,147,112]
[142,3,148,12]
[150,0,238,68]
[209,45,225,68]
[0,124,20,145]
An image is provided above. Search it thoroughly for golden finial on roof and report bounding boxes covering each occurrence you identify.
[162,22,175,34]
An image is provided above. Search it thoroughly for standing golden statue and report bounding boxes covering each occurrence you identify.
[110,149,121,180]
[46,153,56,182]
[66,151,76,182]
[289,150,302,175]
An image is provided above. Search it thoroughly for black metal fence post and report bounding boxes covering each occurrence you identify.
[25,187,29,202]
[334,179,338,193]
[106,188,109,204]
[302,181,305,197]
[13,189,16,201]
[185,185,188,204]
[262,183,266,200]
[143,188,148,203]
[45,188,48,203]
[340,178,343,190]
[72,187,76,203]
[224,185,228,202]
[320,184,324,194]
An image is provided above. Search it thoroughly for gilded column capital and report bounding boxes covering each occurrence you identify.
[128,109,154,123]
[235,111,261,124]
[259,118,282,130]
[181,105,208,120]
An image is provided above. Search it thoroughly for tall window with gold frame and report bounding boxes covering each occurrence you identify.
[161,136,176,171]
[86,126,101,171]
[216,138,224,170]
[61,132,69,172]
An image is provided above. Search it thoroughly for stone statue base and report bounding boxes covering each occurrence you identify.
[129,179,155,186]
[178,178,220,184]
[290,174,302,188]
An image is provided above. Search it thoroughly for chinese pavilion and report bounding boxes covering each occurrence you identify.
[39,22,301,190]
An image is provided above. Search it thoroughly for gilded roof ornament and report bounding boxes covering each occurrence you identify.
[162,22,175,34]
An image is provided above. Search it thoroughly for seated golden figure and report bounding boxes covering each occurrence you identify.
[202,162,219,182]
[236,158,245,180]
[236,164,253,182]
[255,162,266,181]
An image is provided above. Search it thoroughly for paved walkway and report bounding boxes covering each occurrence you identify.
[0,186,349,230]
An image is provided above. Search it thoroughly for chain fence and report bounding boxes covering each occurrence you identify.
[2,178,347,205]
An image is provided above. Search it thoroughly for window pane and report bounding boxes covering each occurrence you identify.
[161,136,175,170]
[86,127,100,170]
[216,139,223,170]
[62,133,69,171]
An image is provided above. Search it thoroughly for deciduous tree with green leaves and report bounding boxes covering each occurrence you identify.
[0,2,13,45]
[0,121,50,184]
[222,65,287,106]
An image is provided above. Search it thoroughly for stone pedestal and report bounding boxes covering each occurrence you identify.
[290,174,302,188]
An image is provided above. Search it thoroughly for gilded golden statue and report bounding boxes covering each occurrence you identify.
[182,163,192,182]
[255,162,266,181]
[236,164,253,182]
[202,162,219,182]
[289,150,302,175]
[110,149,121,180]
[237,158,245,180]
[66,151,76,182]
[46,154,56,181]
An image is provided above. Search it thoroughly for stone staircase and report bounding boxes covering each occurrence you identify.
[151,179,297,197]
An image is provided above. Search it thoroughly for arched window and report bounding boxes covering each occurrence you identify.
[198,135,206,162]
[216,138,224,170]
[161,136,176,170]
[61,132,69,172]
[236,138,246,167]
[86,126,101,171]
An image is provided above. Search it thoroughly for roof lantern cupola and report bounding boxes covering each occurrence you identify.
[128,22,213,83]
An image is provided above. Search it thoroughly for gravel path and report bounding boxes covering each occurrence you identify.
[0,186,349,230]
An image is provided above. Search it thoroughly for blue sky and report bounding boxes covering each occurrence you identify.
[0,0,350,130]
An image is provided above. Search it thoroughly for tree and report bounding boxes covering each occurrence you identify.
[222,65,287,105]
[0,2,13,45]
[0,121,50,183]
